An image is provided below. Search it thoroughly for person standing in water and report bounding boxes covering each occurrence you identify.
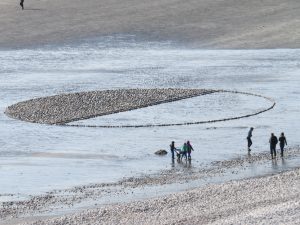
[269,133,278,159]
[20,0,24,10]
[279,132,288,157]
[181,142,188,160]
[170,141,176,160]
[186,141,194,160]
[247,127,254,152]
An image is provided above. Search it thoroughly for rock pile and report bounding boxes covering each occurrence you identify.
[5,89,213,125]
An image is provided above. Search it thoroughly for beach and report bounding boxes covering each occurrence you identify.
[1,148,300,225]
[23,167,300,225]
[0,0,299,49]
[1,0,300,224]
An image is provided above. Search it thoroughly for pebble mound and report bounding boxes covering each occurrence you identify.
[5,89,214,125]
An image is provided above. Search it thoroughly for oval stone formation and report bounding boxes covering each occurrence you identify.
[5,89,216,125]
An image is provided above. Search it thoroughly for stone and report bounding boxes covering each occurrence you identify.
[155,150,168,155]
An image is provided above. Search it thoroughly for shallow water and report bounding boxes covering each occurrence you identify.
[0,37,300,201]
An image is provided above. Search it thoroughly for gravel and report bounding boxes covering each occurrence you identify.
[1,147,300,224]
[4,89,275,127]
[5,89,213,125]
[22,166,300,225]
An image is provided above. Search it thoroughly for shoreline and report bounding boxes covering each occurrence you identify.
[13,160,300,225]
[1,147,300,224]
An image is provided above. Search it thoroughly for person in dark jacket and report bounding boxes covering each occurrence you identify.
[269,133,278,159]
[247,127,254,151]
[186,140,194,160]
[170,141,176,159]
[279,132,287,157]
[20,0,24,10]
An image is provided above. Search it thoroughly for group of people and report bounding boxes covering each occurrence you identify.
[169,127,288,162]
[247,127,288,159]
[170,141,194,161]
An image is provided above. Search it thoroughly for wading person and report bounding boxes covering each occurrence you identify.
[247,127,254,151]
[170,141,176,160]
[20,0,24,10]
[269,133,278,159]
[279,132,287,157]
[187,140,194,160]
[181,142,188,160]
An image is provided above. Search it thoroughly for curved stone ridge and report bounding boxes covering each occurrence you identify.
[66,90,276,128]
[5,89,215,125]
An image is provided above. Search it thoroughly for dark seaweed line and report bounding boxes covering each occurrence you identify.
[64,90,276,128]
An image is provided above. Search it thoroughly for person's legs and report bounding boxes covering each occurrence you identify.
[187,151,191,159]
[247,138,252,150]
[274,146,276,157]
[280,145,284,157]
[270,147,274,159]
[183,152,187,160]
[171,150,175,159]
[20,0,24,10]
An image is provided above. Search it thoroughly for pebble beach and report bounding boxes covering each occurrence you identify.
[2,147,300,224]
[22,167,300,225]
[1,0,300,224]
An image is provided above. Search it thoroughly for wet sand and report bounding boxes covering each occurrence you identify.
[0,0,299,49]
[1,148,300,224]
[22,167,300,225]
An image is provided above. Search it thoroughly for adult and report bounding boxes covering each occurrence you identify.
[269,133,278,159]
[247,127,254,151]
[279,132,288,157]
[170,141,176,159]
[181,143,188,160]
[20,0,24,10]
[186,141,194,160]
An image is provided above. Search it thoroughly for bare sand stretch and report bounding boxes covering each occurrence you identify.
[0,0,299,49]
[21,166,300,225]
